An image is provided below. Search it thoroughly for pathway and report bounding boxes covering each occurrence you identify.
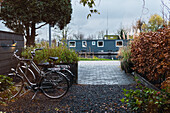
[78,61,135,85]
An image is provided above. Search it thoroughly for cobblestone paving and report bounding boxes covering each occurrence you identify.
[78,61,136,85]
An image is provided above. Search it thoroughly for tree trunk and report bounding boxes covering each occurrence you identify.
[26,23,36,47]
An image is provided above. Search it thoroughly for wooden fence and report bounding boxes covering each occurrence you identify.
[0,30,24,75]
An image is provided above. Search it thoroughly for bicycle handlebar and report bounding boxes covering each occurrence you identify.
[13,49,21,60]
[31,48,44,57]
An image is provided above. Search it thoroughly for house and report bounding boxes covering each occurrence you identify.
[67,39,129,53]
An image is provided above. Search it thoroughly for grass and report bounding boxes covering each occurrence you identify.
[79,57,113,61]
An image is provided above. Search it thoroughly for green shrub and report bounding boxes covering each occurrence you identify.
[118,44,133,73]
[0,75,14,105]
[131,27,169,83]
[0,75,13,92]
[22,43,79,64]
[118,45,131,61]
[120,79,170,113]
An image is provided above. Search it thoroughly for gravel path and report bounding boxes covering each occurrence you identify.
[0,84,137,113]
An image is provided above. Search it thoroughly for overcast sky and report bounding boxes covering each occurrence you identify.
[0,0,169,40]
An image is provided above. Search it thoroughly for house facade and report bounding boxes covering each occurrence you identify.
[67,39,129,53]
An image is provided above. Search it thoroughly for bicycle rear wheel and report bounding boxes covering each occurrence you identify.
[60,69,74,87]
[0,73,24,101]
[41,71,69,99]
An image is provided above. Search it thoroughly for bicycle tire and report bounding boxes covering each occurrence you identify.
[59,69,74,87]
[41,71,69,99]
[0,73,24,101]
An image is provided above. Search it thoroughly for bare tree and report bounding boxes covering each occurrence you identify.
[73,33,85,40]
[161,0,170,26]
[97,31,104,39]
[53,26,73,41]
[87,34,96,40]
[133,19,145,32]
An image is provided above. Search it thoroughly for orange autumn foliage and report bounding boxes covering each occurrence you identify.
[131,27,170,82]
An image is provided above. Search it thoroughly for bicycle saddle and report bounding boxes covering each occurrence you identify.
[49,57,58,61]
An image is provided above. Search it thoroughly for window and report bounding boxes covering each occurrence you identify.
[100,50,104,52]
[92,41,95,45]
[69,41,76,47]
[116,40,123,47]
[82,41,87,47]
[97,41,104,47]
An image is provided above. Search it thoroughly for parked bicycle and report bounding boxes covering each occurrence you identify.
[5,48,73,100]
[38,58,75,88]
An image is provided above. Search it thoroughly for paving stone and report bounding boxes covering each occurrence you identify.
[78,61,136,85]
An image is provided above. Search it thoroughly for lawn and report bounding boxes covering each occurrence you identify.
[79,57,114,61]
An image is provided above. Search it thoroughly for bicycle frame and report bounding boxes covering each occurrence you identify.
[17,60,44,87]
[14,50,45,87]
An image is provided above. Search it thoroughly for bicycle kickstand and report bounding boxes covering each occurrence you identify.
[31,90,38,100]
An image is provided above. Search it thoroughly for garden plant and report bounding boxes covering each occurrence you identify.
[22,42,79,64]
[120,27,170,113]
[118,44,133,73]
[0,75,14,105]
[131,27,169,87]
[121,78,170,113]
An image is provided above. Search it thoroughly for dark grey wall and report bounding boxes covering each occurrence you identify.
[0,31,24,75]
[67,39,129,52]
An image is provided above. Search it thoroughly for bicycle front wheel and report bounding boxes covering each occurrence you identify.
[41,71,69,99]
[0,73,24,101]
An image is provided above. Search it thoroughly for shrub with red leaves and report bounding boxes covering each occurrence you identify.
[131,27,170,84]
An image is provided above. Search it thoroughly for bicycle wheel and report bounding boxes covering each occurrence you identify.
[16,62,36,83]
[41,71,69,99]
[60,69,74,87]
[0,73,24,101]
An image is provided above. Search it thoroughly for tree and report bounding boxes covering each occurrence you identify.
[117,27,128,40]
[79,0,100,18]
[142,14,164,32]
[133,19,145,32]
[97,31,104,39]
[53,26,72,41]
[0,0,72,46]
[87,34,96,40]
[73,33,84,40]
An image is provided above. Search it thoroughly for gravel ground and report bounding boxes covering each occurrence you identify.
[0,84,137,113]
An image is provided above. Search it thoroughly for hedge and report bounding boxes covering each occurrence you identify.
[131,27,170,85]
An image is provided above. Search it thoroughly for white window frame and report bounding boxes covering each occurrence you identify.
[92,41,95,45]
[116,40,123,47]
[82,41,87,47]
[69,41,76,47]
[97,41,104,47]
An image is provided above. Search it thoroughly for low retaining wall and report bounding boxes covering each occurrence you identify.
[132,72,160,91]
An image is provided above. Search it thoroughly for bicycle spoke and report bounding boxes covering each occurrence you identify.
[41,72,69,99]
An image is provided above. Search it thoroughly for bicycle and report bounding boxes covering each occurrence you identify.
[5,49,70,100]
[39,59,75,88]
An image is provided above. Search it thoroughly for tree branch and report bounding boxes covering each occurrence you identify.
[161,0,170,13]
[36,23,48,29]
